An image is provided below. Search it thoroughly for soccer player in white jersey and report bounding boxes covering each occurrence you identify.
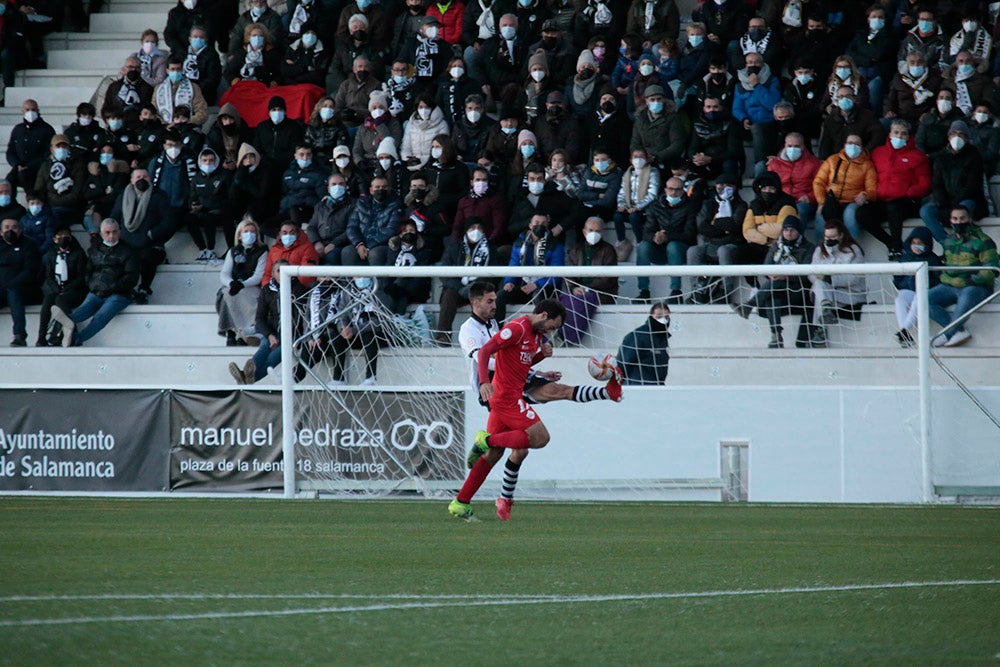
[449,281,622,521]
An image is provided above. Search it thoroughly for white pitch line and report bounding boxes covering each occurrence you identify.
[0,580,997,628]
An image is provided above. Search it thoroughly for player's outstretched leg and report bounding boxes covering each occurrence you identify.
[450,447,502,520]
[448,498,473,520]
[467,430,490,468]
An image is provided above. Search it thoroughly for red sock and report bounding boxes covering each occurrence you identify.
[457,457,493,504]
[488,430,529,449]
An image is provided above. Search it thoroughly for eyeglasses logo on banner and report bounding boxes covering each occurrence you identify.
[389,420,454,451]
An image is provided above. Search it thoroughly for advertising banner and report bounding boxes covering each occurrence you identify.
[169,389,466,492]
[0,389,169,491]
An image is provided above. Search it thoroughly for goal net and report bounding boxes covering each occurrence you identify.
[277,261,939,503]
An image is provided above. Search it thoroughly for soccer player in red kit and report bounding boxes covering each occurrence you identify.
[448,299,567,520]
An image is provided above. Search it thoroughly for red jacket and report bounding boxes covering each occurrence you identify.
[452,192,508,244]
[425,2,465,45]
[262,234,320,287]
[766,149,822,204]
[870,137,931,202]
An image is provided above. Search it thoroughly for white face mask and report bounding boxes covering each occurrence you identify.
[183,0,196,8]
[472,180,488,195]
[585,231,601,246]
[450,66,464,79]
[78,116,92,126]
[417,107,431,120]
[166,146,181,159]
[24,110,39,123]
[655,316,670,326]
[527,181,544,195]
[335,156,350,168]
[370,107,386,119]
[963,20,978,32]
[466,228,483,243]
[950,135,966,151]
[530,70,545,82]
[974,112,990,124]
[937,99,954,114]
[430,146,443,159]
[379,157,392,170]
[319,107,335,121]
[466,109,482,123]
[632,157,647,170]
[424,26,438,40]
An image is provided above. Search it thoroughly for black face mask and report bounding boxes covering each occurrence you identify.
[824,238,839,247]
[531,225,547,237]
[352,30,368,41]
[222,123,238,135]
[134,179,150,192]
[541,36,557,49]
[705,111,721,121]
[760,191,777,204]
[408,4,422,14]
[125,70,140,82]
[748,28,766,41]
[356,70,370,82]
[710,73,726,83]
[600,100,616,113]
[401,232,417,245]
[3,230,16,244]
[746,65,761,76]
[411,187,427,201]
[579,67,595,80]
[951,224,969,237]
[58,236,72,249]
[547,106,563,118]
[371,189,387,202]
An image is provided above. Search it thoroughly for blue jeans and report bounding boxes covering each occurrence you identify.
[919,200,978,243]
[815,202,862,241]
[858,68,883,115]
[927,284,991,334]
[253,337,281,382]
[70,292,132,343]
[0,287,26,337]
[613,210,645,243]
[796,202,817,240]
[636,239,688,291]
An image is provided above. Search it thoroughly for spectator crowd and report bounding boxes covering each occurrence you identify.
[1,0,999,363]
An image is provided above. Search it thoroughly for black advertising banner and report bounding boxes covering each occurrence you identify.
[170,389,466,492]
[0,389,169,491]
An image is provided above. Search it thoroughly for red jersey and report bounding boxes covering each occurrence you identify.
[478,316,542,408]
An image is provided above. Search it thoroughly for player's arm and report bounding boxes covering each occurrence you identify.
[476,321,524,396]
[530,339,553,365]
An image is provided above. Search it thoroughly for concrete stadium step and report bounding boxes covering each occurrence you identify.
[47,49,133,70]
[89,12,169,34]
[2,344,998,387]
[16,70,109,89]
[4,87,97,110]
[45,32,147,51]
[102,0,176,12]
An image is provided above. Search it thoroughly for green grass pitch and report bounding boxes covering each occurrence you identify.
[1,497,998,665]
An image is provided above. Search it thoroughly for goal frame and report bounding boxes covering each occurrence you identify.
[279,261,932,501]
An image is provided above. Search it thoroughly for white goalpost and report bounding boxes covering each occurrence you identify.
[278,261,936,503]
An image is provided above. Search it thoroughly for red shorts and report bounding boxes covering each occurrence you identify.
[487,398,542,434]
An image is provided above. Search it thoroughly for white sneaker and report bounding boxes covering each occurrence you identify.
[932,334,949,347]
[944,330,972,347]
[207,252,223,266]
[360,376,377,386]
[196,248,213,262]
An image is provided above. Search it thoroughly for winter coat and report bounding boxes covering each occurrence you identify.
[229,145,278,222]
[400,107,450,170]
[732,67,782,126]
[566,239,618,299]
[423,161,469,221]
[885,70,942,124]
[253,117,305,167]
[813,150,878,205]
[43,237,89,300]
[0,234,41,291]
[333,73,383,125]
[19,207,58,254]
[587,109,631,166]
[939,225,999,290]
[811,242,867,305]
[618,317,669,385]
[6,117,57,173]
[346,195,402,249]
[626,0,679,43]
[152,78,209,126]
[255,278,307,340]
[85,240,139,298]
[505,231,565,290]
[206,103,251,170]
[894,226,941,291]
[190,162,232,213]
[696,196,748,248]
[577,164,622,212]
[222,242,267,285]
[182,44,223,105]
[629,108,685,166]
[225,45,283,85]
[897,27,945,72]
[930,145,988,214]
[110,187,174,250]
[306,195,354,247]
[941,63,999,114]
[533,112,584,165]
[915,108,967,158]
[282,38,332,88]
[304,119,350,165]
[846,26,898,82]
[870,137,931,201]
[452,191,508,244]
[743,174,797,247]
[451,115,491,161]
[148,152,198,208]
[767,150,822,204]
[435,74,482,126]
[64,120,111,168]
[262,234,320,287]
[280,160,330,212]
[353,117,404,166]
[33,157,86,208]
[642,195,698,244]
[818,107,886,159]
[480,33,530,90]
[688,114,742,166]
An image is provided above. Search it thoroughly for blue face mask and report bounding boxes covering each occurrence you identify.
[319,107,335,121]
[520,144,535,158]
[392,74,408,85]
[908,65,925,77]
[329,184,346,199]
[500,25,517,39]
[241,231,257,246]
[301,33,317,47]
[168,71,184,84]
[795,73,813,85]
[54,148,70,161]
[687,34,703,48]
[648,100,664,114]
[190,37,206,50]
[100,153,114,165]
[844,144,862,159]
[356,0,370,8]
[594,160,609,172]
[199,161,217,174]
[354,277,372,289]
[108,119,123,131]
[890,136,907,150]
[281,234,297,248]
[869,17,884,31]
[838,97,854,111]
[250,35,265,48]
[918,20,934,33]
[958,64,974,76]
[666,195,682,206]
[785,146,802,161]
[835,67,851,80]
[0,195,10,207]
[29,204,42,216]
[501,126,517,135]
[296,158,311,169]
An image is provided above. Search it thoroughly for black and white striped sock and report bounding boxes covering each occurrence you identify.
[500,458,521,501]
[571,385,609,402]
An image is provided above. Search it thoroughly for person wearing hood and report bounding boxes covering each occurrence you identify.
[207,103,251,171]
[307,173,355,265]
[401,95,450,171]
[637,176,698,302]
[0,218,41,347]
[402,171,450,263]
[383,218,432,314]
[558,216,617,345]
[155,55,209,127]
[496,211,565,322]
[813,134,877,242]
[732,51,782,174]
[861,120,931,259]
[927,206,999,348]
[399,16,452,94]
[343,176,402,266]
[753,215,819,349]
[334,54,383,127]
[353,90,403,171]
[818,84,885,159]
[453,93,492,162]
[892,226,941,348]
[617,301,670,385]
[437,217,497,343]
[34,135,86,232]
[37,227,88,347]
[6,99,55,199]
[920,121,988,243]
[109,169,173,303]
[217,215,268,346]
[67,218,140,345]
[229,143,278,234]
[186,147,233,263]
[739,170,796,277]
[131,29,168,88]
[914,88,966,158]
[253,96,304,171]
[279,143,330,224]
[282,21,331,88]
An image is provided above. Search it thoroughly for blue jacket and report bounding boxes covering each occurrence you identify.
[618,317,670,385]
[279,161,330,212]
[611,52,640,90]
[732,70,782,125]
[19,206,58,254]
[505,233,565,290]
[346,195,402,248]
[894,226,942,292]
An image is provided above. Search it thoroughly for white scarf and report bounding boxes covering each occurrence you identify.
[138,51,153,80]
[475,0,495,39]
[183,47,202,81]
[288,2,309,35]
[55,252,69,284]
[155,77,194,124]
[117,80,141,106]
[955,80,973,115]
[415,35,438,77]
[241,45,264,79]
[739,30,772,57]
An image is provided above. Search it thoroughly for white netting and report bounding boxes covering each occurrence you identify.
[280,262,931,501]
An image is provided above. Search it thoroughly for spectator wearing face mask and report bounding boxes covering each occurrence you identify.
[401,172,450,263]
[82,144,130,233]
[629,85,685,168]
[336,0,389,46]
[896,8,945,74]
[218,216,268,346]
[253,96,304,171]
[812,134,876,242]
[567,49,610,120]
[186,147,233,264]
[281,22,330,88]
[343,177,402,266]
[612,148,659,260]
[131,29,168,88]
[383,220,432,314]
[453,167,510,248]
[818,85,885,159]
[308,173,356,266]
[330,144,367,199]
[64,103,111,170]
[206,104,251,172]
[330,17,388,95]
[586,87,629,167]
[892,226,941,348]
[885,51,942,126]
[34,135,86,232]
[165,0,211,57]
[227,0,284,63]
[19,195,57,257]
[508,162,582,246]
[155,54,210,127]
[914,88,965,158]
[765,132,821,234]
[226,23,283,87]
[636,176,697,303]
[496,212,565,322]
[533,91,584,165]
[353,90,403,170]
[920,121,987,243]
[437,218,497,343]
[941,51,997,116]
[102,58,155,131]
[0,182,26,226]
[558,216,617,346]
[687,173,746,303]
[452,93,492,162]
[37,227,88,347]
[7,100,56,199]
[279,144,329,226]
[229,142,279,233]
[148,131,198,231]
[577,150,622,222]
[481,13,531,93]
[262,220,319,287]
[0,218,41,347]
[184,26,222,105]
[398,16,451,95]
[109,169,174,304]
[617,302,670,386]
[401,96,450,171]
